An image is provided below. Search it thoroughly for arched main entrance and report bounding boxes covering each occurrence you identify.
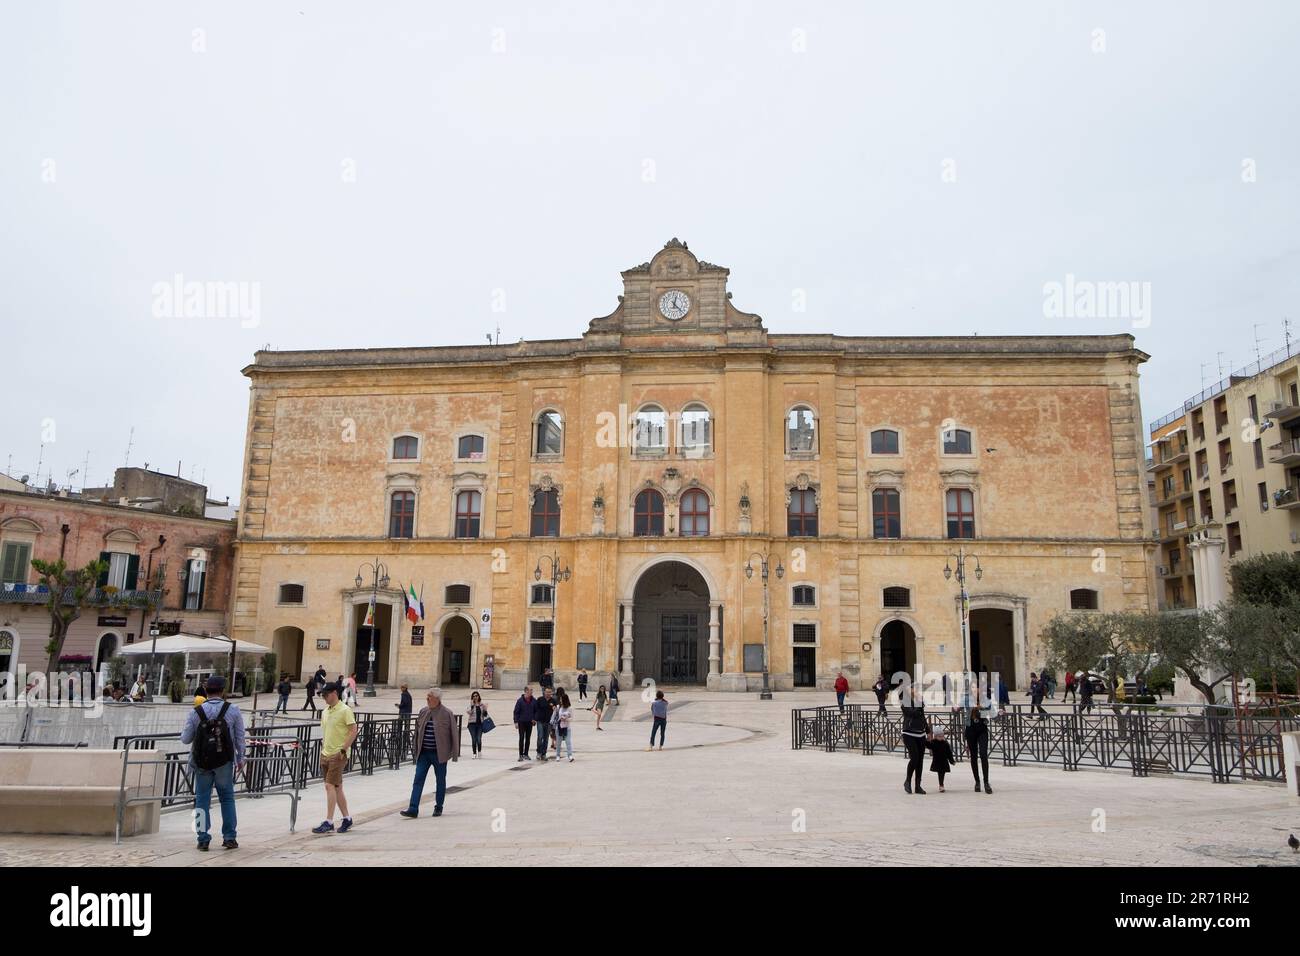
[272,626,305,679]
[352,602,393,685]
[970,608,1016,691]
[632,561,710,684]
[441,616,472,686]
[878,619,917,682]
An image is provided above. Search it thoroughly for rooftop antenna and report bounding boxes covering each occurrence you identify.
[1253,323,1266,364]
[124,426,134,467]
[81,450,90,491]
[1285,317,1293,358]
[35,443,44,483]
[486,322,501,346]
[1216,352,1229,379]
[1199,362,1210,390]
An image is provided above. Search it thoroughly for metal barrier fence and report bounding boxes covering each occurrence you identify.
[113,712,460,807]
[791,704,1297,783]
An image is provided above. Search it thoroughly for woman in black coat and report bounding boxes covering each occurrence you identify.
[899,685,932,794]
[965,707,992,793]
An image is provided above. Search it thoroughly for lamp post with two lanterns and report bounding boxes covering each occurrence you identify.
[355,560,390,698]
[943,546,983,714]
[534,552,570,677]
[744,551,784,701]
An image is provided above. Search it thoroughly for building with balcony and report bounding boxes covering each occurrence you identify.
[1147,343,1300,609]
[231,239,1155,693]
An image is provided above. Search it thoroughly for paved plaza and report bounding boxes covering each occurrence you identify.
[3,688,1297,867]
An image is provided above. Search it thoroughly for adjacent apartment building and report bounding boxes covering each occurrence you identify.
[1148,343,1300,609]
[231,239,1155,693]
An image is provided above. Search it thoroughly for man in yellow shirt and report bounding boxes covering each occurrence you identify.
[312,682,359,834]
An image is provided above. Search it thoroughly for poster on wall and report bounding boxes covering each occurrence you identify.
[480,608,492,642]
[482,654,495,689]
[410,625,424,646]
[316,639,330,651]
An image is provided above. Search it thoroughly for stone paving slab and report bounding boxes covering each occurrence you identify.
[1,688,1295,867]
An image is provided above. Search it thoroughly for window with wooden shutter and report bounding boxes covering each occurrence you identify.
[1,542,31,585]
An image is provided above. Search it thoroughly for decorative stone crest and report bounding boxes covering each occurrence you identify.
[738,481,752,535]
[785,473,820,506]
[592,483,606,535]
[529,474,561,507]
[661,467,682,503]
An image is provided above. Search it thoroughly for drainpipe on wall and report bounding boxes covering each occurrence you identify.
[141,534,166,695]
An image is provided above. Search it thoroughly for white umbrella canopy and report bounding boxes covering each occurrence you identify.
[118,633,273,656]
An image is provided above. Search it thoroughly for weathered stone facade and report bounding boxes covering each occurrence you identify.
[233,239,1155,691]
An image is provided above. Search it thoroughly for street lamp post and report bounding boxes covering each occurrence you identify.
[744,551,784,701]
[355,560,390,698]
[943,546,983,714]
[534,552,571,679]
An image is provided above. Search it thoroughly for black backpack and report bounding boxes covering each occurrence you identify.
[193,702,234,770]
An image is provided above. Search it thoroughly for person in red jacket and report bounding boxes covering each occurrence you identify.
[834,672,849,711]
[1063,670,1077,703]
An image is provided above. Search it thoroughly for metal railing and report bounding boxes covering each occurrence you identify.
[1149,341,1300,435]
[791,704,1297,783]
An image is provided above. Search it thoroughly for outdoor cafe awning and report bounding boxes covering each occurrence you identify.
[118,634,273,656]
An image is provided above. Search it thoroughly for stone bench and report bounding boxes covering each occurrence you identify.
[0,748,161,836]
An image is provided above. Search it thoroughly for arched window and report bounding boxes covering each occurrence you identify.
[389,491,415,538]
[455,490,481,539]
[1070,588,1099,610]
[634,489,664,537]
[633,405,667,452]
[787,406,817,454]
[679,489,710,537]
[392,435,419,460]
[788,488,818,537]
[872,488,901,539]
[942,427,973,455]
[680,404,712,454]
[535,411,563,456]
[945,488,975,539]
[531,489,560,537]
[870,429,900,454]
[458,434,485,460]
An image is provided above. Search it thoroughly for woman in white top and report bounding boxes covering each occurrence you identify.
[556,692,574,762]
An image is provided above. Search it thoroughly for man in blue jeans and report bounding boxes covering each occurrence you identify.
[400,688,460,818]
[180,675,246,851]
[647,690,667,750]
[532,686,555,762]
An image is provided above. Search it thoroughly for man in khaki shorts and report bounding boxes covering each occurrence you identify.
[312,682,358,834]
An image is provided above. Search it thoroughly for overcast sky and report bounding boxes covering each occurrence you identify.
[2,1,1297,504]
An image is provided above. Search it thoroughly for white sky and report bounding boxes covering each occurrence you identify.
[2,1,1297,503]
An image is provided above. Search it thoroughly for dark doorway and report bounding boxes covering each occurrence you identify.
[632,561,710,684]
[969,608,1016,690]
[442,616,472,686]
[529,643,552,682]
[793,646,816,687]
[879,619,916,682]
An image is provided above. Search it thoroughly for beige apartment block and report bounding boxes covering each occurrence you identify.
[1148,345,1300,609]
[232,239,1154,693]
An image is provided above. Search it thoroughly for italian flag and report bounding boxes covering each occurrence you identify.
[363,594,376,628]
[406,583,420,623]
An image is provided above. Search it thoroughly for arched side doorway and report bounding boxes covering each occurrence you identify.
[441,616,473,686]
[0,629,18,699]
[970,608,1016,691]
[272,626,305,680]
[630,561,711,684]
[877,618,918,684]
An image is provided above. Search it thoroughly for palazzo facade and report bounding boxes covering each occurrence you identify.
[231,239,1155,692]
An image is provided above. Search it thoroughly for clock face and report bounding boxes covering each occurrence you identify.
[658,289,691,320]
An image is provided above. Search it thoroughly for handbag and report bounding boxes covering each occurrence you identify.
[480,716,496,734]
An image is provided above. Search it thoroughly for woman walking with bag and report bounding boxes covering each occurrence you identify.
[556,692,575,762]
[466,691,490,759]
[593,684,608,731]
[900,684,932,794]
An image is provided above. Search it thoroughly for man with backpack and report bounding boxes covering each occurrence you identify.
[180,675,246,851]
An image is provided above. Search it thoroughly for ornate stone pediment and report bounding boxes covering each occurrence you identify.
[662,467,683,502]
[785,473,821,506]
[529,474,561,507]
[867,469,905,485]
[939,467,979,485]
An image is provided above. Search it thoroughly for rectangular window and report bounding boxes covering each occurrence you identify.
[389,492,416,538]
[792,623,816,644]
[1,542,31,586]
[529,620,554,643]
[279,583,305,604]
[1259,482,1268,511]
[184,559,206,611]
[943,428,973,454]
[743,644,765,672]
[870,430,899,454]
[1254,439,1264,469]
[1223,480,1237,513]
[530,583,554,606]
[945,488,975,539]
[792,585,816,607]
[576,642,596,670]
[872,488,901,538]
[107,552,131,589]
[1226,522,1242,557]
[457,435,485,460]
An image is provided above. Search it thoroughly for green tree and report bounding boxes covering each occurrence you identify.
[1146,609,1224,704]
[1228,552,1300,606]
[1206,602,1271,702]
[31,557,108,674]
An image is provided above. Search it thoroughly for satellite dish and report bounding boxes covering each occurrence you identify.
[19,475,29,483]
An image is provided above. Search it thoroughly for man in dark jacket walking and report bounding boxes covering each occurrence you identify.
[513,686,535,761]
[399,688,461,818]
[275,675,291,714]
[872,674,889,714]
[1029,673,1047,717]
[1079,674,1095,715]
[533,687,556,762]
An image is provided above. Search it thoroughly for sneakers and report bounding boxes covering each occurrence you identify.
[222,839,239,850]
[312,821,335,834]
[568,756,574,762]
[432,806,443,817]
[646,746,654,752]
[399,809,418,819]
[197,841,210,852]
[337,817,354,833]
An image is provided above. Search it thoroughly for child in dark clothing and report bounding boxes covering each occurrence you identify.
[928,726,955,792]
